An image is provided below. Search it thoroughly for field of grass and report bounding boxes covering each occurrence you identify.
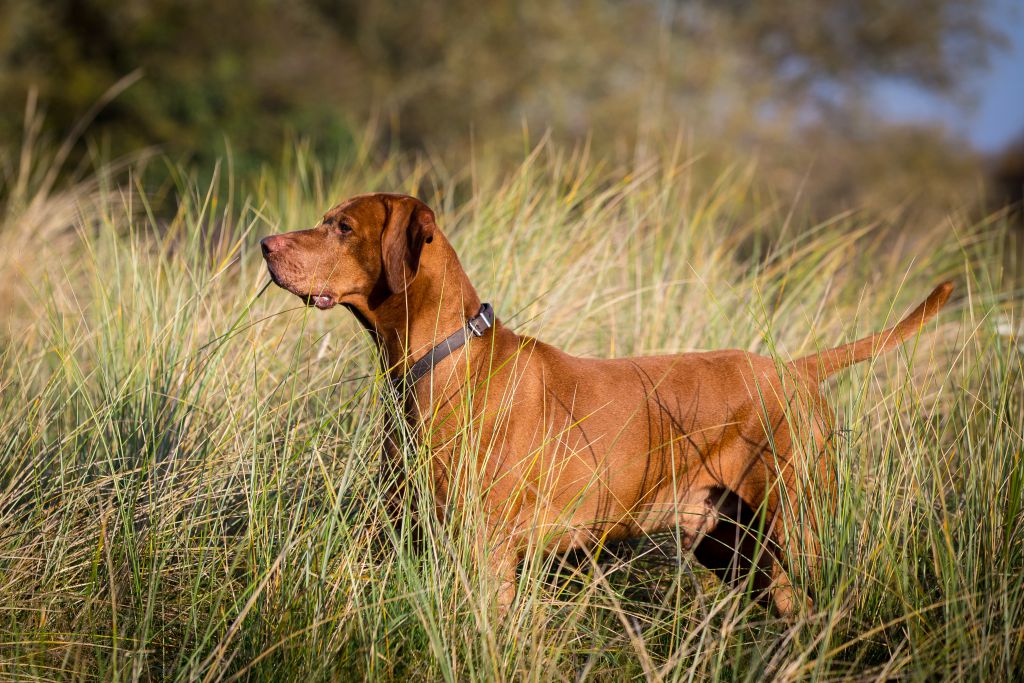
[1,138,1022,681]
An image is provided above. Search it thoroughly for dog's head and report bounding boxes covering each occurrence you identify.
[260,193,436,310]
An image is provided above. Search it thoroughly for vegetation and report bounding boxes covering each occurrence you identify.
[0,126,1021,680]
[0,0,1003,189]
[2,0,998,141]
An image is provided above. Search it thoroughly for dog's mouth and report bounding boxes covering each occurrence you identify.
[263,260,336,310]
[304,293,336,310]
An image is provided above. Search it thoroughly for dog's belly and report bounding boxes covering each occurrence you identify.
[533,484,720,554]
[503,409,729,554]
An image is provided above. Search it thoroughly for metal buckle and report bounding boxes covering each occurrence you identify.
[467,305,493,337]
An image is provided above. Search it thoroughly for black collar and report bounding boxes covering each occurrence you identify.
[392,303,494,390]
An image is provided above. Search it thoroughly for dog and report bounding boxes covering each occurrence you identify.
[261,192,952,615]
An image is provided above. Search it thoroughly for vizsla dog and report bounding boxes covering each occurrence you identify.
[261,193,952,615]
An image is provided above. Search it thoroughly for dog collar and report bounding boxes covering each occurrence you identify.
[394,303,494,390]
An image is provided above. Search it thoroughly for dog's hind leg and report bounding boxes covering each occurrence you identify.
[689,487,812,617]
[690,489,775,599]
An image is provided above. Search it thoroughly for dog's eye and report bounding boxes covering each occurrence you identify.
[337,222,353,234]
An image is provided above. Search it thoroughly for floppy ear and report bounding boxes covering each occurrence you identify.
[381,194,436,293]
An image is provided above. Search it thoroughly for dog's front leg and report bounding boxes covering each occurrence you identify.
[487,537,519,615]
[377,431,406,523]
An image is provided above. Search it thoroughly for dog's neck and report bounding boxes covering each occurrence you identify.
[364,235,485,379]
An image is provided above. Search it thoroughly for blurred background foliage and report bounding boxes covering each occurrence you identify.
[0,0,1019,222]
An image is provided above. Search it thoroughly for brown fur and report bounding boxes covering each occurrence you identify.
[261,193,952,615]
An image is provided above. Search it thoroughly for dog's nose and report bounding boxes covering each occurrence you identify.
[260,235,281,257]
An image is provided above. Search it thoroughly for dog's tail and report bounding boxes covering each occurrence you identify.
[790,281,953,383]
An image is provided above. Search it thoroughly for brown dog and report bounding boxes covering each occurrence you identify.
[261,192,952,615]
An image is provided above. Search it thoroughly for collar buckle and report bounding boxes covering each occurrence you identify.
[467,303,493,337]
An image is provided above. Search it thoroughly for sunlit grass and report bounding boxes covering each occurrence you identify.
[0,138,1021,681]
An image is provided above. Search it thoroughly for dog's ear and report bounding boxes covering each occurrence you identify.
[381,194,436,294]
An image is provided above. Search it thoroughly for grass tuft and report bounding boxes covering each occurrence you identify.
[1,139,1021,681]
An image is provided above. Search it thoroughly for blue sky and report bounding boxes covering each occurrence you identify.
[873,1,1023,152]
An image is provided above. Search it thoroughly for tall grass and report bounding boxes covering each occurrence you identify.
[0,137,1021,681]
